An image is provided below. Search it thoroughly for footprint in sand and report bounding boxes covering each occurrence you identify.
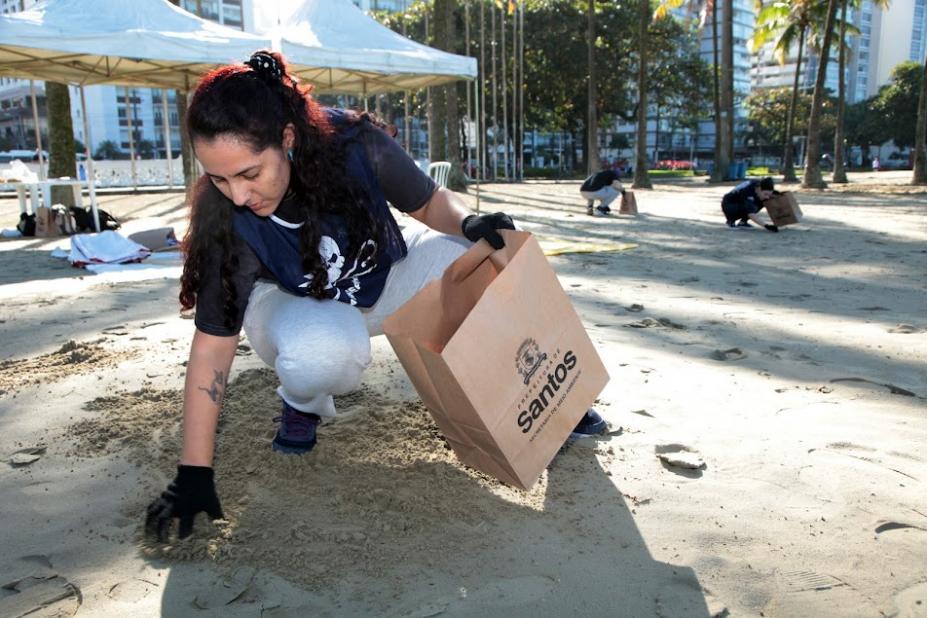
[624,303,645,312]
[892,581,927,617]
[888,324,921,334]
[709,347,747,361]
[655,444,707,474]
[625,317,686,330]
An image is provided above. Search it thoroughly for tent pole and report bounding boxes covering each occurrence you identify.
[161,89,174,189]
[79,85,101,232]
[29,81,47,181]
[403,90,411,153]
[474,78,480,214]
[125,87,138,189]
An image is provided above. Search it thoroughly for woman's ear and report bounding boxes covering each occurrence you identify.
[282,123,296,151]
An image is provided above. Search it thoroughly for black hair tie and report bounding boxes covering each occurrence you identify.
[245,51,283,80]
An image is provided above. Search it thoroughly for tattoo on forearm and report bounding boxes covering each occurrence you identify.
[197,369,226,404]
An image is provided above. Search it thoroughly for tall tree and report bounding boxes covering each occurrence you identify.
[801,0,838,188]
[168,0,199,200]
[710,0,725,181]
[722,0,734,165]
[752,0,816,182]
[633,0,653,188]
[831,0,849,182]
[430,0,466,189]
[913,53,927,184]
[586,0,600,173]
[45,82,77,207]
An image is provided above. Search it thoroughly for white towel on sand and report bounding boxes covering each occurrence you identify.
[69,230,151,267]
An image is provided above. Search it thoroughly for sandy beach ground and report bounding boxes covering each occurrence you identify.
[0,172,924,617]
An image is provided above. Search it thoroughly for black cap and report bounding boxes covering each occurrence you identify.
[759,177,774,191]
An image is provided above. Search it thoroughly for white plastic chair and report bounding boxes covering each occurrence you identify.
[427,161,452,188]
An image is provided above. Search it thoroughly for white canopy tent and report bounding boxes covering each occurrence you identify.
[267,0,482,204]
[270,0,478,95]
[0,0,273,229]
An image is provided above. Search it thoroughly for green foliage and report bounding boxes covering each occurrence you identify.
[94,140,123,160]
[136,139,156,159]
[843,96,886,153]
[744,87,810,147]
[872,61,923,149]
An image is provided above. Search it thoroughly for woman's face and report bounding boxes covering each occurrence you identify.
[194,128,294,217]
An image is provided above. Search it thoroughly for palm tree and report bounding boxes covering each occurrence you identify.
[830,0,850,182]
[801,0,839,189]
[832,0,882,183]
[633,0,653,189]
[721,0,734,167]
[752,0,814,182]
[587,0,600,174]
[913,52,927,184]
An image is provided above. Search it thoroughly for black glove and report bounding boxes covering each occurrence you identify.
[145,465,223,542]
[764,224,779,233]
[461,212,516,250]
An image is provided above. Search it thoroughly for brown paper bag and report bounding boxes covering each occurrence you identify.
[764,192,803,226]
[619,190,638,214]
[383,230,610,490]
[34,206,59,238]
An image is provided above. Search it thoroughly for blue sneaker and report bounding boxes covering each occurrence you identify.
[272,401,320,454]
[571,408,608,438]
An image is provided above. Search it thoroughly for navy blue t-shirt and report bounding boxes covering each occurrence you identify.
[194,111,436,337]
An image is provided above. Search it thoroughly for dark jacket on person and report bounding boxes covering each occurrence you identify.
[581,169,621,192]
[721,180,765,221]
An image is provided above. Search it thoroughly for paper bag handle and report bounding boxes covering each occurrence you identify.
[446,237,511,284]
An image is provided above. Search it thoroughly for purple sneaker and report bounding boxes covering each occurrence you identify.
[272,401,320,455]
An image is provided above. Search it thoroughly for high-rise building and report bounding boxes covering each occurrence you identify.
[751,0,927,104]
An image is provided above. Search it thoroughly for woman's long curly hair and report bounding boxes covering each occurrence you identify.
[179,50,378,329]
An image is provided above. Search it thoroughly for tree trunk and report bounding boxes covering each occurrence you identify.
[710,0,726,182]
[440,0,466,191]
[832,0,849,183]
[782,26,804,182]
[802,0,839,189]
[46,82,77,207]
[429,1,448,164]
[633,0,652,189]
[587,0,600,174]
[723,0,734,165]
[168,0,198,200]
[913,53,927,184]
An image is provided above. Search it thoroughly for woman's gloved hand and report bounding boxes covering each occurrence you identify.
[764,224,779,233]
[461,212,516,250]
[145,465,224,542]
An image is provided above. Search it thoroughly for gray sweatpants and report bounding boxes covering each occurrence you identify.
[242,222,470,417]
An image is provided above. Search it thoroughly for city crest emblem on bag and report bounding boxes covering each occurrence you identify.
[516,338,547,385]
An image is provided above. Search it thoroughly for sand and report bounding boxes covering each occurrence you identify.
[0,172,925,617]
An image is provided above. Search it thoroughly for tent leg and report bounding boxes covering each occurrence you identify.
[162,89,173,189]
[125,87,138,190]
[79,85,101,232]
[30,81,47,181]
[474,79,480,215]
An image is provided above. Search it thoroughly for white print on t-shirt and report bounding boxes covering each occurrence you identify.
[298,236,379,305]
